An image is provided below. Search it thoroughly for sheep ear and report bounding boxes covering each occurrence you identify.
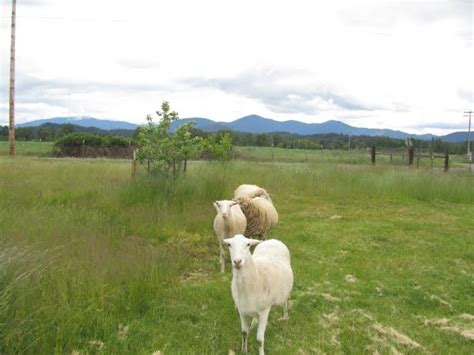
[223,238,232,246]
[213,202,220,212]
[248,239,262,246]
[230,201,239,207]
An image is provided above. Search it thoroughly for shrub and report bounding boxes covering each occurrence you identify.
[54,133,134,158]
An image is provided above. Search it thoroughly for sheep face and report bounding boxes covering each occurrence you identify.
[224,234,261,270]
[213,200,238,219]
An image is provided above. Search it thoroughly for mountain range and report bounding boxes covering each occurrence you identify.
[16,115,470,142]
[17,116,138,131]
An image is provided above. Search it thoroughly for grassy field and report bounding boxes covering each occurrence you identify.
[2,141,471,170]
[0,156,473,354]
[234,146,471,169]
[0,140,55,156]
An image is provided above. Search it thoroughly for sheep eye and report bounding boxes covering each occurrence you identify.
[247,243,251,247]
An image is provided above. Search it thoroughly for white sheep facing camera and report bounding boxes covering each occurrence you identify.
[224,234,293,355]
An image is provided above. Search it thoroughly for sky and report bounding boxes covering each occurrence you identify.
[0,0,472,135]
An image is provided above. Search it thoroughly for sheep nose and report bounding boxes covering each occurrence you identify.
[222,213,228,218]
[233,259,242,268]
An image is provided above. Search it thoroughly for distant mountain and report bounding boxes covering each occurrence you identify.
[17,116,138,130]
[171,114,442,141]
[17,115,468,142]
[440,131,470,143]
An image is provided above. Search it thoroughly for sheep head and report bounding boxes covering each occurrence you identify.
[223,234,262,269]
[213,200,238,219]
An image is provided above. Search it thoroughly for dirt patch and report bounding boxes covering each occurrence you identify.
[373,323,421,348]
[117,324,129,341]
[321,293,341,302]
[319,307,341,349]
[323,311,340,323]
[460,313,474,321]
[179,268,211,283]
[345,274,357,283]
[424,315,474,341]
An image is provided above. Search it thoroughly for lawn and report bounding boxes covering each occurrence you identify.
[0,141,54,156]
[0,156,473,354]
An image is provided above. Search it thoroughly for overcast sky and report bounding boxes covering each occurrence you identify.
[0,0,472,134]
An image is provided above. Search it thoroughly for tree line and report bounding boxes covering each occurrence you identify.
[0,123,134,141]
[1,121,469,155]
[197,130,469,155]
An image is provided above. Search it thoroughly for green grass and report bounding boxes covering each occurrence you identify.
[0,141,54,156]
[0,157,473,354]
[234,145,471,169]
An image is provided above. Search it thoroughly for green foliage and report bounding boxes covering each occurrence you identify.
[55,132,131,148]
[200,132,233,160]
[216,129,470,154]
[136,102,232,177]
[53,133,133,158]
[0,123,136,142]
[136,101,201,177]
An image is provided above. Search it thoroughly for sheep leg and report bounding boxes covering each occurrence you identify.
[239,313,250,354]
[279,300,289,320]
[257,308,271,355]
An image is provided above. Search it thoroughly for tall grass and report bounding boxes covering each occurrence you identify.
[0,157,473,353]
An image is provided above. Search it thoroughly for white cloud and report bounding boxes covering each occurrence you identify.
[0,0,472,134]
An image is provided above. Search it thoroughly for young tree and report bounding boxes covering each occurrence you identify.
[201,132,233,161]
[136,101,201,177]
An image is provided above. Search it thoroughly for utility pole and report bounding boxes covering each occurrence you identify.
[9,0,17,156]
[464,111,472,171]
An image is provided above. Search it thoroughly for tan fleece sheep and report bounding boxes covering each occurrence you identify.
[234,196,278,239]
[234,184,272,203]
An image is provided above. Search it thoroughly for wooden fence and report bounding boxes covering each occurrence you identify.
[370,146,450,171]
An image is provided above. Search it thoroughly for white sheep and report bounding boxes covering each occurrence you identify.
[224,234,293,355]
[234,184,273,203]
[233,196,278,240]
[213,200,247,273]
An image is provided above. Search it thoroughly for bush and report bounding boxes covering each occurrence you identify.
[54,133,134,158]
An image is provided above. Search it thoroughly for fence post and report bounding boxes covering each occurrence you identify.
[408,147,414,166]
[131,149,137,177]
[416,155,420,169]
[390,153,393,164]
[305,140,308,163]
[82,139,85,158]
[371,145,376,164]
[444,151,449,172]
